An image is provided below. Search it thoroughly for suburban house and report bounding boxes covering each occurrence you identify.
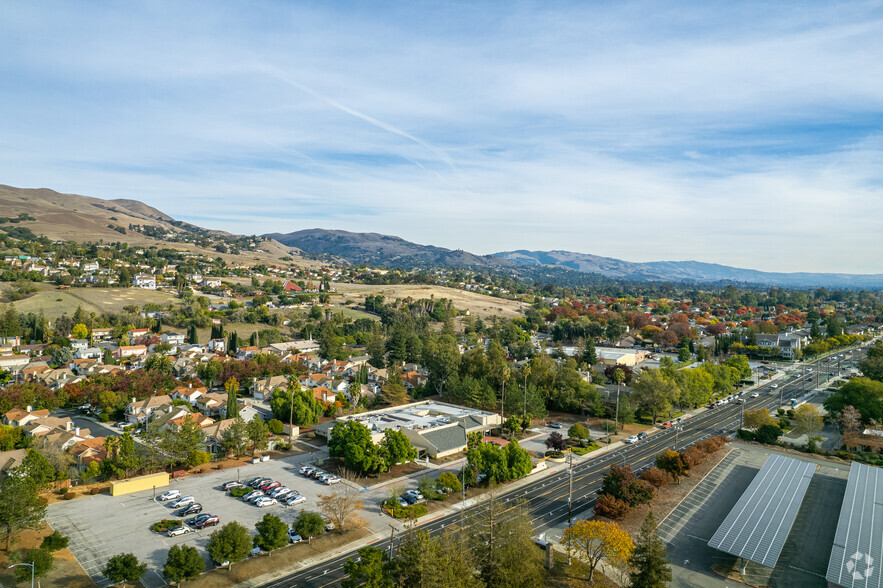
[0,354,30,371]
[133,274,156,289]
[70,438,107,471]
[311,386,335,404]
[128,328,150,340]
[2,407,50,427]
[234,346,260,360]
[755,333,807,359]
[115,345,148,360]
[203,419,237,453]
[251,375,289,401]
[208,338,226,353]
[200,278,222,288]
[403,371,429,390]
[170,384,206,405]
[282,280,303,292]
[91,328,113,341]
[0,449,27,476]
[196,392,229,417]
[74,346,104,360]
[125,395,173,424]
[161,333,186,347]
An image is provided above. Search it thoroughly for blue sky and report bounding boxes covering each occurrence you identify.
[2,1,883,273]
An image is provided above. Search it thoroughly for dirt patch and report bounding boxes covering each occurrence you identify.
[609,444,734,538]
[331,283,528,320]
[185,527,372,587]
[317,458,430,488]
[0,521,94,588]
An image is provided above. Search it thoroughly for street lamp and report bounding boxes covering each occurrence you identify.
[8,562,34,588]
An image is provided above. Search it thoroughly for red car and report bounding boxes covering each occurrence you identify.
[195,515,220,529]
[260,481,281,491]
[661,422,672,429]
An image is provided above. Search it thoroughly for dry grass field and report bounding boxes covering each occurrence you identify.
[4,283,178,321]
[332,283,528,319]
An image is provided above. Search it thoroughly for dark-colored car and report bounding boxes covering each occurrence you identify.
[194,515,220,529]
[637,432,648,440]
[186,513,212,526]
[179,503,203,517]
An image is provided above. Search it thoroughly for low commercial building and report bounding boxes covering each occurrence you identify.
[314,400,501,459]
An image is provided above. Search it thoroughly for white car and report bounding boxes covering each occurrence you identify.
[269,487,290,498]
[159,490,181,502]
[167,526,193,537]
[323,477,341,485]
[171,496,196,508]
[771,384,779,389]
[624,435,638,444]
[750,392,759,398]
[288,530,303,543]
[285,495,306,506]
[255,497,277,507]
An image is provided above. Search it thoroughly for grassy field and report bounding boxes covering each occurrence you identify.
[5,283,178,321]
[332,283,528,320]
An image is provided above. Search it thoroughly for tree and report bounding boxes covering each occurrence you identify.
[21,449,57,488]
[656,449,690,484]
[568,423,591,446]
[824,378,883,425]
[328,420,385,474]
[163,544,205,586]
[545,431,567,452]
[40,531,69,551]
[220,417,249,457]
[379,429,417,468]
[0,474,46,549]
[840,405,862,432]
[156,417,205,467]
[471,492,545,588]
[293,510,325,541]
[640,467,671,494]
[342,546,393,588]
[270,384,323,426]
[71,323,89,340]
[744,408,777,430]
[225,377,239,419]
[104,553,147,585]
[437,471,462,493]
[246,417,269,456]
[600,464,653,507]
[254,513,289,553]
[267,418,284,435]
[561,519,634,583]
[381,364,410,406]
[503,415,521,436]
[632,369,680,424]
[10,548,53,583]
[206,522,253,569]
[595,493,630,520]
[628,512,672,588]
[317,485,367,531]
[754,423,783,444]
[793,404,823,438]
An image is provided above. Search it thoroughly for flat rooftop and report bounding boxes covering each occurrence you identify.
[328,401,496,436]
[708,454,816,569]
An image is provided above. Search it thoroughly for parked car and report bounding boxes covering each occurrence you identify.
[178,503,203,517]
[288,530,303,543]
[299,466,315,475]
[223,481,244,490]
[548,422,563,429]
[624,436,638,444]
[249,478,271,488]
[186,513,212,526]
[194,515,220,529]
[255,497,277,507]
[246,477,265,487]
[323,477,341,485]
[171,496,196,508]
[310,470,326,479]
[242,490,264,501]
[250,546,263,557]
[285,494,306,506]
[167,526,193,537]
[249,494,268,504]
[317,473,334,483]
[159,489,181,502]
[259,480,281,491]
[274,489,293,500]
[321,515,334,531]
[269,487,290,498]
[403,494,419,505]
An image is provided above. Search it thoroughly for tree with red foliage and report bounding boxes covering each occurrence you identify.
[595,494,630,520]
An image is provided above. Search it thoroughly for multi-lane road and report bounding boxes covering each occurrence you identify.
[261,345,871,588]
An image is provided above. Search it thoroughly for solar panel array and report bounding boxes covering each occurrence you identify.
[826,462,883,588]
[708,454,816,568]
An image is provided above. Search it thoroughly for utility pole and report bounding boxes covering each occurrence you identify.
[567,450,574,525]
[523,367,530,418]
[387,524,396,560]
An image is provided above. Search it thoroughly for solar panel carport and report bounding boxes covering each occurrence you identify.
[707,454,816,568]
[826,461,883,588]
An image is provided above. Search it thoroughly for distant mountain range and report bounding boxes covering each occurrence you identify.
[269,228,883,288]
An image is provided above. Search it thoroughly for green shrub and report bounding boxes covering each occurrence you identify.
[41,531,69,552]
[544,450,564,458]
[382,500,428,519]
[786,409,795,419]
[778,418,790,429]
[777,408,786,416]
[57,487,68,495]
[268,419,284,435]
[151,520,182,533]
[230,487,250,498]
[737,429,755,441]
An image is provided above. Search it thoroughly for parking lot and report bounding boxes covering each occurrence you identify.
[657,446,849,588]
[45,453,354,587]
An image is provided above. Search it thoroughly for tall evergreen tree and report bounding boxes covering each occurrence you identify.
[629,512,671,588]
[250,331,259,347]
[187,323,198,344]
[225,377,239,419]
